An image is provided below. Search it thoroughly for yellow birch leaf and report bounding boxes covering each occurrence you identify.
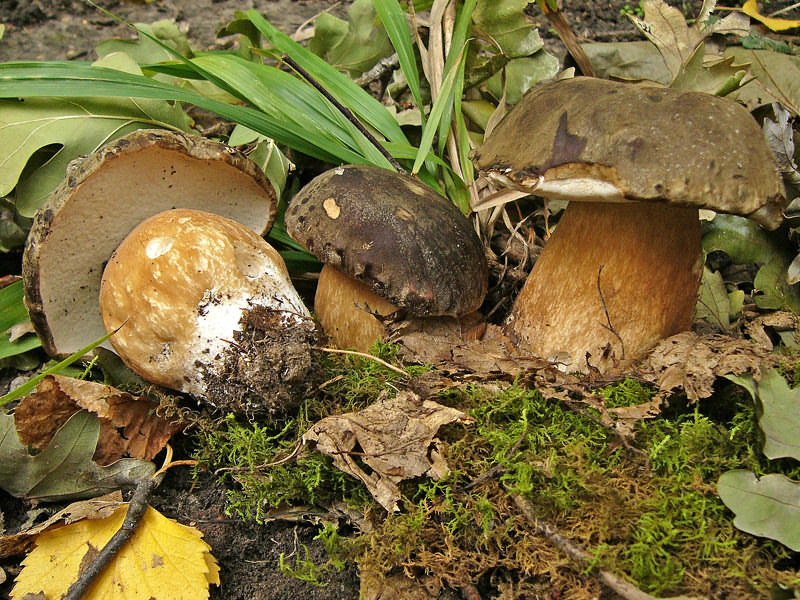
[742,0,800,31]
[11,504,219,600]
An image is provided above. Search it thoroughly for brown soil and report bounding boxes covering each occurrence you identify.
[1,1,799,599]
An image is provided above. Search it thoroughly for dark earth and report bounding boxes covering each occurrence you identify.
[1,1,799,599]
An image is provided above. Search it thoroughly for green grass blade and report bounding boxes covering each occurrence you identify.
[245,9,409,146]
[0,62,346,163]
[373,0,425,122]
[0,280,26,333]
[412,43,467,175]
[191,54,391,167]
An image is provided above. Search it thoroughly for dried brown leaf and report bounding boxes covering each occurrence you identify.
[360,572,440,600]
[0,492,123,558]
[14,375,182,465]
[638,331,772,402]
[302,391,473,512]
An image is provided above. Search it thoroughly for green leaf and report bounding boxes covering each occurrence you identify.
[695,267,730,330]
[0,280,41,360]
[725,47,800,115]
[702,214,800,313]
[717,470,800,551]
[96,20,194,64]
[485,53,560,105]
[311,0,393,77]
[0,61,347,164]
[0,410,154,501]
[580,41,671,85]
[0,56,191,217]
[244,8,409,146]
[473,0,545,58]
[726,369,800,462]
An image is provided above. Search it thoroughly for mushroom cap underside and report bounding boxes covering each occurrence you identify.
[285,164,488,317]
[23,129,278,358]
[473,76,786,229]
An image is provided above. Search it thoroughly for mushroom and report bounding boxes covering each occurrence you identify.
[23,129,277,359]
[99,209,319,417]
[473,77,786,374]
[285,165,488,352]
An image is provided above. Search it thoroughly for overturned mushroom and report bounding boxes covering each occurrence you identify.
[23,129,277,358]
[473,77,786,374]
[285,165,488,352]
[100,209,319,417]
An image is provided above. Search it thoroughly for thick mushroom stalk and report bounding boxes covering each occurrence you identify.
[100,209,319,418]
[507,201,702,373]
[474,77,786,374]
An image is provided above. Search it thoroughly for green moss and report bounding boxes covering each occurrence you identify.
[192,346,800,598]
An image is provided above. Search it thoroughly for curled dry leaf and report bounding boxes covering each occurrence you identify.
[14,375,183,465]
[637,331,773,402]
[0,492,123,559]
[302,391,473,512]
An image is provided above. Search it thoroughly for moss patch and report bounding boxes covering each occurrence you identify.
[192,349,800,597]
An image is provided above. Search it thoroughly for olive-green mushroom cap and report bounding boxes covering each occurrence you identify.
[285,165,487,317]
[473,77,786,229]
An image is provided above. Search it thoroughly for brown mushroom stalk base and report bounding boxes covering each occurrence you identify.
[315,264,399,352]
[506,201,703,374]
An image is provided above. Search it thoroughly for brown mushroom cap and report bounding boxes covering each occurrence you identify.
[473,76,786,228]
[23,129,278,358]
[285,164,488,318]
[100,209,317,416]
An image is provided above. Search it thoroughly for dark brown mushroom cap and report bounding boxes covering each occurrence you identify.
[473,77,786,229]
[285,165,487,317]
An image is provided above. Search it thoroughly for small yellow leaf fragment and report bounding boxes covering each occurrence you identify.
[742,0,800,31]
[12,504,219,600]
[323,196,341,219]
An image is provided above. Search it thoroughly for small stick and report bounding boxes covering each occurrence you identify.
[63,477,155,600]
[596,265,625,361]
[281,55,406,173]
[512,494,705,600]
[314,346,409,377]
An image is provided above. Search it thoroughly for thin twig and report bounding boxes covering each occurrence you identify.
[314,346,409,377]
[64,477,156,600]
[596,265,625,361]
[512,494,705,600]
[281,56,405,173]
[214,442,303,476]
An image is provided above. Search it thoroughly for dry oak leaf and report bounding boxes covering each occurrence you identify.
[14,375,183,465]
[303,391,473,512]
[638,331,771,402]
[11,503,219,600]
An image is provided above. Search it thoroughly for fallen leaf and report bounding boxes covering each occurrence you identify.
[741,0,800,31]
[695,267,732,331]
[303,391,473,512]
[11,503,219,599]
[726,369,800,461]
[638,331,771,402]
[14,375,183,465]
[0,492,123,559]
[726,47,800,114]
[717,470,800,550]
[0,410,154,502]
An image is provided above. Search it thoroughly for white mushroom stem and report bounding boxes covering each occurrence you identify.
[506,201,703,374]
[314,264,398,352]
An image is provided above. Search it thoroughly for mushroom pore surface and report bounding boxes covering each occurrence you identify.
[100,209,319,417]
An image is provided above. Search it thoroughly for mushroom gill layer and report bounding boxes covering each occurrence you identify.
[506,201,703,374]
